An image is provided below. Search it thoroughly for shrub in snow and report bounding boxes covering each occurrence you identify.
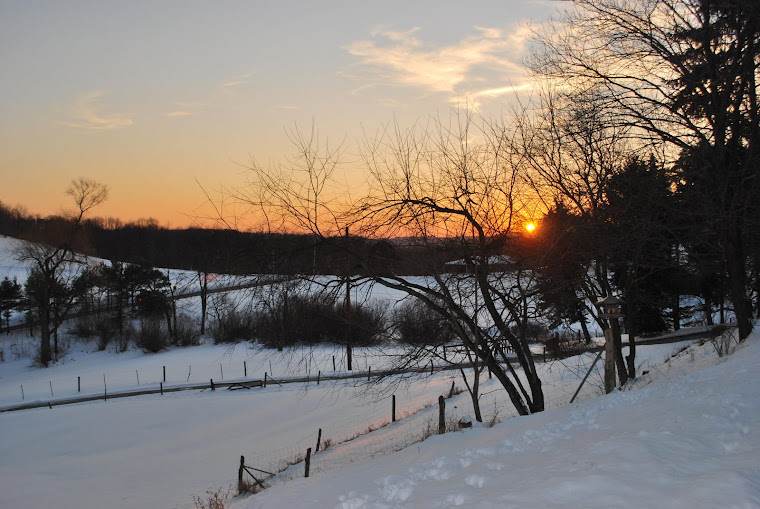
[392,298,452,346]
[136,317,169,353]
[252,293,387,348]
[209,307,256,344]
[171,313,201,347]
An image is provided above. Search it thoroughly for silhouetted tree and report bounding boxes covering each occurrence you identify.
[531,0,760,339]
[15,178,108,365]
[0,276,22,333]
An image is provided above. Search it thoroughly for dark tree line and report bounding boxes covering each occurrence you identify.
[0,203,467,276]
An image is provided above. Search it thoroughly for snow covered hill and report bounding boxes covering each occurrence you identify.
[236,333,760,509]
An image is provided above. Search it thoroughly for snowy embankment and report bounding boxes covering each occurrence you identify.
[239,334,760,509]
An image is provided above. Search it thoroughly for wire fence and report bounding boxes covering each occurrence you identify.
[235,348,615,496]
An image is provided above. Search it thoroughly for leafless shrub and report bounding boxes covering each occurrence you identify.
[192,486,232,509]
[209,298,256,344]
[487,402,501,428]
[172,313,202,347]
[135,317,169,353]
[709,327,738,357]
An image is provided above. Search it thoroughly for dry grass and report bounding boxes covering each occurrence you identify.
[193,486,232,509]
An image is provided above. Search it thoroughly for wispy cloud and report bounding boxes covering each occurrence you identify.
[222,70,255,88]
[60,91,133,131]
[165,101,208,118]
[345,24,533,103]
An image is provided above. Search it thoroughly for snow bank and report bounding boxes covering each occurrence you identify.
[237,334,760,509]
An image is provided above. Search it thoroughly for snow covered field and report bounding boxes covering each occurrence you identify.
[1,234,757,508]
[1,332,751,509]
[240,332,760,509]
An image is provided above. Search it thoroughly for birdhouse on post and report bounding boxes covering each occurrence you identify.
[595,296,623,319]
[595,296,623,394]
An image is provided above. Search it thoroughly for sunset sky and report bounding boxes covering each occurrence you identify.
[1,1,559,228]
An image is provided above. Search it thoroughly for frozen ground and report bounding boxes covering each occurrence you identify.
[2,234,756,508]
[239,332,760,509]
[0,331,738,509]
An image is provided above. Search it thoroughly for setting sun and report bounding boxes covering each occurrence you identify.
[525,222,536,232]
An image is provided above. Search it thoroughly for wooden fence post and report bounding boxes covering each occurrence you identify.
[332,355,336,371]
[430,359,434,375]
[438,395,445,434]
[244,361,247,377]
[305,447,312,478]
[238,455,245,494]
[77,376,81,392]
[220,364,224,380]
[264,372,267,388]
[316,428,322,452]
[160,382,163,395]
[20,384,24,400]
[163,365,166,382]
[317,371,321,385]
[210,378,215,391]
[103,374,107,401]
[136,370,140,385]
[368,366,371,381]
[392,394,396,422]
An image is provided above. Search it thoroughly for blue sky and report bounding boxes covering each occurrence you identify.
[0,1,559,227]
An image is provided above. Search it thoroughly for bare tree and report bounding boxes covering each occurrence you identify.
[16,178,108,365]
[510,86,634,384]
[228,113,548,416]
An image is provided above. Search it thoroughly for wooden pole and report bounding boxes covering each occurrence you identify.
[316,428,322,452]
[345,226,352,371]
[317,371,321,385]
[220,364,224,380]
[210,378,215,391]
[77,376,81,392]
[368,366,371,381]
[604,327,616,394]
[305,447,312,478]
[103,374,107,401]
[136,370,140,385]
[438,395,445,434]
[238,455,245,494]
[392,394,396,422]
[163,365,166,382]
[160,382,163,395]
[264,372,267,388]
[570,349,604,403]
[332,355,336,371]
[20,384,24,400]
[244,361,247,377]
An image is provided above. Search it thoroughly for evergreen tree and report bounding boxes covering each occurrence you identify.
[0,276,22,333]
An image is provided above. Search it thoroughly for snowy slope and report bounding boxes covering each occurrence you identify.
[237,334,760,509]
